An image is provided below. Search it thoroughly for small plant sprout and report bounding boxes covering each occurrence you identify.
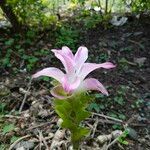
[32,46,115,149]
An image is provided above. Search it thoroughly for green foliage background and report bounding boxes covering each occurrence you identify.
[0,0,149,28]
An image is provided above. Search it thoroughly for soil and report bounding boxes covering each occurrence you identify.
[79,18,150,149]
[0,15,150,150]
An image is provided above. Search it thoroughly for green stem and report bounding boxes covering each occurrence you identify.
[72,140,80,150]
[71,132,80,150]
[70,120,80,150]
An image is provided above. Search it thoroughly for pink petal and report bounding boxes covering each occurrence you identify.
[74,46,88,72]
[79,78,108,95]
[61,75,70,92]
[32,67,64,83]
[62,75,81,93]
[51,85,72,99]
[52,46,74,59]
[62,46,74,59]
[51,50,75,74]
[79,62,116,79]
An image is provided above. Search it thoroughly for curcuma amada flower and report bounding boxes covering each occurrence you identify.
[32,46,115,99]
[32,46,115,149]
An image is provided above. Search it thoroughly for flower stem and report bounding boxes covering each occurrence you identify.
[71,134,80,150]
[72,141,80,150]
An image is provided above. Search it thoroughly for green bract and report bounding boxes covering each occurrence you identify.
[54,93,92,149]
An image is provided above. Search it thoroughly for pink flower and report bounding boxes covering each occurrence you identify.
[32,46,115,99]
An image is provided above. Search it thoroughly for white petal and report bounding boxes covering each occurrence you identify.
[32,67,64,83]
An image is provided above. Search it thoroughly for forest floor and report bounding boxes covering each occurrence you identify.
[0,15,150,150]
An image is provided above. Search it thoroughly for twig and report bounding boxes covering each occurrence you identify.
[92,112,123,123]
[9,135,31,150]
[87,118,121,125]
[26,117,56,131]
[33,144,39,150]
[39,131,42,150]
[91,117,99,138]
[19,78,32,113]
[128,39,142,46]
[38,83,50,91]
[106,131,125,150]
[31,135,54,143]
[37,130,50,150]
[85,122,94,129]
[87,117,147,127]
[27,122,51,131]
[124,114,138,127]
[40,131,50,150]
[131,123,148,127]
[37,130,49,150]
[4,115,25,119]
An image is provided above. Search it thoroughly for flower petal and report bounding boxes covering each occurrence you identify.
[79,62,116,79]
[51,50,74,73]
[79,78,108,95]
[62,46,74,59]
[74,46,88,73]
[62,75,81,93]
[32,67,64,83]
[52,46,74,59]
[51,85,72,99]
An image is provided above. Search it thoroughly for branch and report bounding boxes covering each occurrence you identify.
[92,112,123,123]
[19,78,32,113]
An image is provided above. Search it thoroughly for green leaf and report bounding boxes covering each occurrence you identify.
[112,124,122,130]
[118,137,129,145]
[54,100,72,121]
[118,130,129,145]
[61,119,76,129]
[10,136,20,143]
[88,103,100,112]
[71,127,90,142]
[2,123,15,134]
[108,112,118,118]
[114,96,124,105]
[99,104,105,110]
[55,105,71,120]
[0,144,6,150]
[76,110,91,124]
[5,39,14,46]
[0,103,6,113]
[118,114,126,120]
[28,56,38,63]
[42,76,51,82]
[121,140,129,145]
[94,93,104,98]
